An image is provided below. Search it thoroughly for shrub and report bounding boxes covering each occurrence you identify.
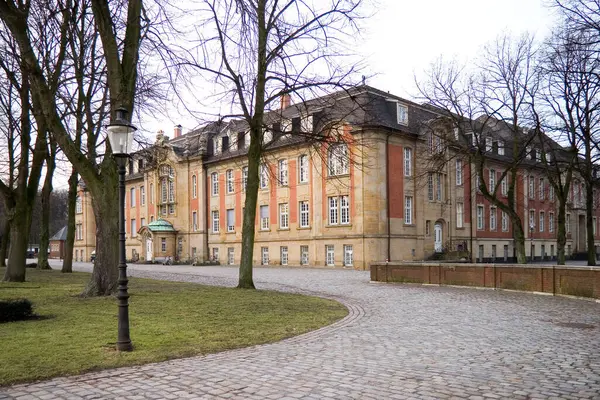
[0,299,34,322]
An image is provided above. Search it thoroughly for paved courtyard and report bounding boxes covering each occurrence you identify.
[2,262,600,400]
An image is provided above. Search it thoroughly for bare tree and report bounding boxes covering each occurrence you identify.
[0,0,144,293]
[37,136,58,270]
[177,0,364,288]
[418,34,539,264]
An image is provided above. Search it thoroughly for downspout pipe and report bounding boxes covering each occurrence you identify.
[386,133,392,262]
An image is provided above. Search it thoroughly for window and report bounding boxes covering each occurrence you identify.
[150,183,154,204]
[539,178,545,200]
[549,185,554,201]
[456,160,463,186]
[476,172,482,192]
[328,197,339,225]
[168,204,175,215]
[485,137,492,152]
[490,207,497,231]
[191,175,197,198]
[526,146,532,160]
[141,217,145,227]
[130,188,136,207]
[549,212,554,233]
[242,167,248,191]
[168,180,175,203]
[566,213,571,233]
[528,176,535,199]
[529,210,535,231]
[300,201,310,228]
[161,238,167,252]
[300,245,309,265]
[344,245,353,267]
[227,248,234,265]
[140,185,145,206]
[489,169,495,192]
[212,210,220,233]
[404,148,412,177]
[301,114,313,133]
[328,143,349,176]
[192,211,198,231]
[226,170,234,193]
[212,247,219,261]
[76,196,82,214]
[279,203,289,229]
[150,215,154,223]
[501,177,508,196]
[299,155,309,183]
[340,195,350,224]
[211,172,219,196]
[539,212,545,232]
[477,206,484,230]
[456,203,464,228]
[436,173,442,201]
[261,247,269,265]
[498,140,505,156]
[76,224,83,240]
[427,174,434,201]
[260,205,269,230]
[502,211,509,232]
[326,245,335,266]
[397,103,408,125]
[278,159,288,186]
[260,164,269,189]
[405,196,413,225]
[130,219,137,237]
[280,246,288,266]
[227,209,235,232]
[425,220,431,236]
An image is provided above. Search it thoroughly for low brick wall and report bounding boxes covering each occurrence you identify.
[370,262,600,299]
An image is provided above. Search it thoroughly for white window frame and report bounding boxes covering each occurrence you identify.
[280,246,288,266]
[326,245,335,266]
[140,185,145,206]
[427,173,434,201]
[76,196,82,214]
[498,140,505,156]
[502,211,509,232]
[279,159,288,186]
[540,211,545,232]
[456,159,462,186]
[328,197,339,225]
[192,175,197,199]
[192,211,198,231]
[343,245,353,267]
[299,155,309,183]
[130,187,136,207]
[397,103,408,125]
[279,203,289,229]
[212,210,220,233]
[227,208,235,232]
[161,238,167,252]
[529,210,535,231]
[242,167,248,191]
[211,172,219,196]
[405,196,413,225]
[489,169,495,193]
[260,164,269,189]
[539,178,545,200]
[260,205,269,230]
[528,176,535,199]
[300,245,309,265]
[226,170,234,194]
[340,195,350,225]
[456,202,464,228]
[300,201,310,228]
[501,177,508,196]
[549,185,554,201]
[328,143,349,176]
[490,206,497,231]
[549,212,554,233]
[261,247,269,265]
[477,205,484,230]
[404,147,412,177]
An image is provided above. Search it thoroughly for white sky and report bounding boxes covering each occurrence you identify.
[53,0,558,190]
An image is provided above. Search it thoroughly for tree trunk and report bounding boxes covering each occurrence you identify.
[3,204,32,281]
[556,198,567,265]
[37,151,56,270]
[81,177,119,296]
[62,169,78,273]
[238,131,261,289]
[513,222,527,264]
[0,219,9,268]
[585,181,596,266]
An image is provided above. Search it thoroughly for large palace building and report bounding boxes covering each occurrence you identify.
[73,86,600,269]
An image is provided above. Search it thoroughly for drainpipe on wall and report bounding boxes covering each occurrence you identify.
[469,154,474,262]
[202,162,209,262]
[386,132,392,262]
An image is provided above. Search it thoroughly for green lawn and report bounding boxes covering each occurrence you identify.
[0,268,347,386]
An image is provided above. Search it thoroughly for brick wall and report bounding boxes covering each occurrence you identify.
[371,262,600,299]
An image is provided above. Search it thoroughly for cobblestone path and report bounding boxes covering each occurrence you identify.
[2,263,600,400]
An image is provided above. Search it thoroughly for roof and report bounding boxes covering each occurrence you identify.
[50,226,68,241]
[147,219,176,232]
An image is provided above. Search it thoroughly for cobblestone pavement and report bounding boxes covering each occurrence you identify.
[2,262,600,400]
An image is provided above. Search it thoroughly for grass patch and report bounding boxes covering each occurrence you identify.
[0,268,347,386]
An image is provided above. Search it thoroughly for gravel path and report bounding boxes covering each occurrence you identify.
[2,261,600,400]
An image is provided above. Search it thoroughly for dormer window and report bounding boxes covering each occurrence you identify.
[526,146,532,160]
[498,140,505,156]
[263,129,273,144]
[213,137,221,155]
[535,149,542,162]
[281,118,292,132]
[485,137,492,152]
[221,135,230,153]
[301,114,313,133]
[397,103,408,125]
[237,132,246,149]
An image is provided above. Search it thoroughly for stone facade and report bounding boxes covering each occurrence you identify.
[73,86,600,269]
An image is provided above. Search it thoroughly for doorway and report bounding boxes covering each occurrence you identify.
[146,238,152,261]
[434,222,443,253]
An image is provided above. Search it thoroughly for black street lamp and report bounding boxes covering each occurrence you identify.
[107,107,136,352]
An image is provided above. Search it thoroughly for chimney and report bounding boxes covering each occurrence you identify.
[280,93,291,110]
[174,124,182,138]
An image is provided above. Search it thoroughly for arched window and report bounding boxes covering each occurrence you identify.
[75,196,82,214]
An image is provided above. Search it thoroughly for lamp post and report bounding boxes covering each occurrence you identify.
[107,107,136,352]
